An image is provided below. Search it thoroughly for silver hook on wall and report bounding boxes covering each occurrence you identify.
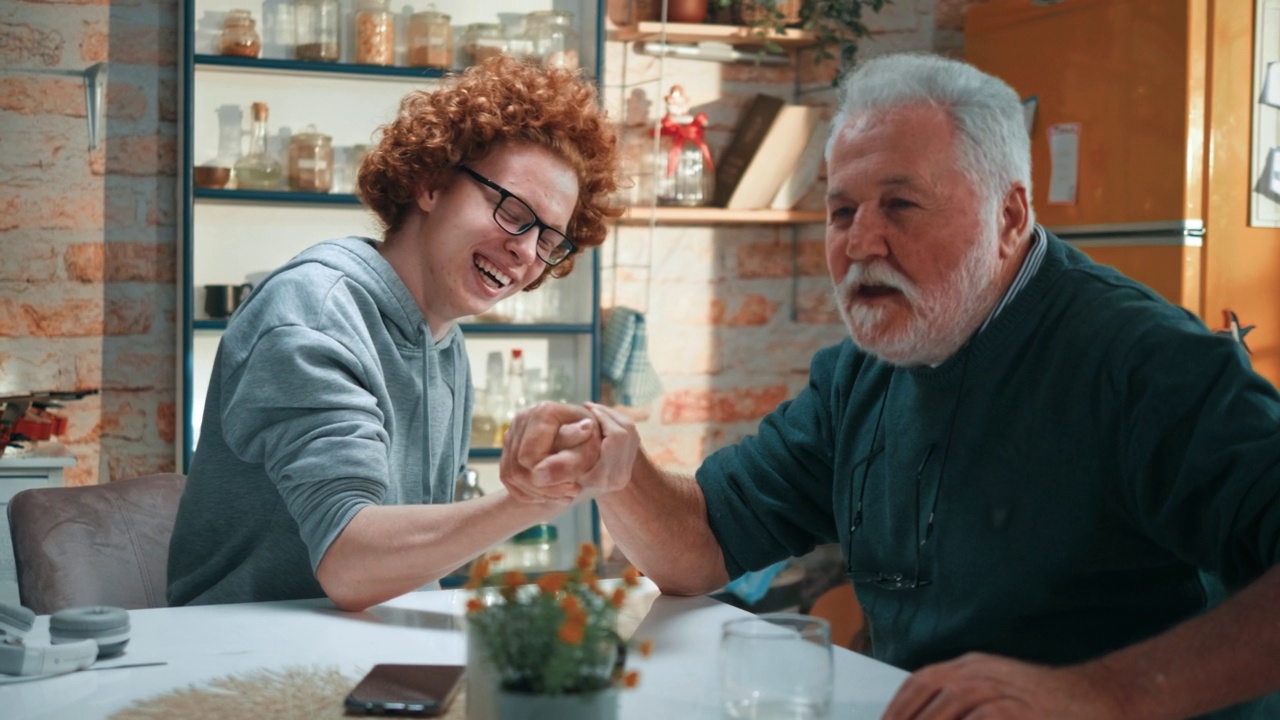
[0,63,108,150]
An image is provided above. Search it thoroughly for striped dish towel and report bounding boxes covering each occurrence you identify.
[601,307,663,407]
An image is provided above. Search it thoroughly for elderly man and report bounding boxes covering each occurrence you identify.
[502,53,1280,719]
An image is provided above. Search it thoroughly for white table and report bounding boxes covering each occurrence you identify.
[0,581,908,719]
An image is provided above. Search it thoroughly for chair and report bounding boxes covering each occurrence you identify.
[7,472,186,615]
[809,583,869,654]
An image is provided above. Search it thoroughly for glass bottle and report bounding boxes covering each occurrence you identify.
[219,9,262,58]
[234,102,283,190]
[294,0,340,62]
[408,5,453,69]
[655,85,714,207]
[523,10,579,70]
[287,125,334,192]
[496,348,526,446]
[463,23,507,65]
[354,0,395,66]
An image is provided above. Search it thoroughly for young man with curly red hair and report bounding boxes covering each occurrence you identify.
[168,56,619,611]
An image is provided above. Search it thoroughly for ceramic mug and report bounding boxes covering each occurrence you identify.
[204,283,253,319]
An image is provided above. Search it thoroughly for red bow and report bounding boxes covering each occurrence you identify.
[654,113,714,177]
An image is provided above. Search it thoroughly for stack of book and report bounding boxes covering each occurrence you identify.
[713,93,831,211]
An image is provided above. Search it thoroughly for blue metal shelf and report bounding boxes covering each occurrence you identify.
[195,319,593,334]
[194,188,362,205]
[468,448,501,460]
[194,54,450,80]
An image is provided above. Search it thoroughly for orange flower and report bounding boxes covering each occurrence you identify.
[623,670,640,688]
[503,570,527,589]
[465,598,485,613]
[558,620,585,645]
[559,594,582,615]
[639,639,653,658]
[576,543,598,571]
[610,587,627,608]
[622,566,641,587]
[536,572,567,594]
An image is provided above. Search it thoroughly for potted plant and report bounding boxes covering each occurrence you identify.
[464,543,650,720]
[719,0,891,78]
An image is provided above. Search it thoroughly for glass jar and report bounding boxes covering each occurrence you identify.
[354,0,395,66]
[463,23,507,65]
[523,10,578,70]
[219,9,261,58]
[511,523,558,572]
[287,125,334,192]
[408,6,453,68]
[294,0,340,62]
[655,85,714,206]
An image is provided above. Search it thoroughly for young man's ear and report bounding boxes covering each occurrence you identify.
[417,183,439,213]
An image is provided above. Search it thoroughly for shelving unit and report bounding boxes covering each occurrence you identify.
[616,206,824,225]
[608,21,815,48]
[180,0,607,575]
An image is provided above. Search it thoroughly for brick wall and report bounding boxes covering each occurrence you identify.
[600,0,985,473]
[0,0,178,485]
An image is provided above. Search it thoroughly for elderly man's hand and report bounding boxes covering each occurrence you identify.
[881,652,1127,720]
[500,402,600,503]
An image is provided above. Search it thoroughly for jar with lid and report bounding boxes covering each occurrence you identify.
[654,85,714,206]
[354,0,395,66]
[463,23,507,66]
[408,6,453,69]
[287,125,334,192]
[511,523,558,572]
[523,10,578,70]
[294,0,340,62]
[219,9,261,58]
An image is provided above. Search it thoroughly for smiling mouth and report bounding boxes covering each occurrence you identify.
[474,255,512,290]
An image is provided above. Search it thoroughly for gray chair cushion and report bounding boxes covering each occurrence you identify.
[7,473,185,615]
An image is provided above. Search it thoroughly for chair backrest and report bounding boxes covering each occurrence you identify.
[809,583,868,653]
[7,472,186,615]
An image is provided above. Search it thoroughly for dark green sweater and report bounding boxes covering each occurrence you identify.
[698,232,1280,679]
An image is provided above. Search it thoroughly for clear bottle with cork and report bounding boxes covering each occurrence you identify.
[294,0,340,62]
[408,5,453,69]
[234,102,283,190]
[496,348,526,446]
[354,0,395,65]
[220,9,262,58]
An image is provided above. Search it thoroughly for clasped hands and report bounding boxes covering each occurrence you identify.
[499,401,638,504]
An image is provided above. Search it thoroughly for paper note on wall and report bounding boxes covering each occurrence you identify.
[1264,62,1280,108]
[1047,123,1080,205]
[1269,148,1280,196]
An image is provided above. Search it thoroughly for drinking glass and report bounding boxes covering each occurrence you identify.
[720,613,833,719]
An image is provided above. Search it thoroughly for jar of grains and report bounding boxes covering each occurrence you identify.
[463,23,507,65]
[354,0,395,65]
[293,0,340,61]
[523,10,578,69]
[219,9,261,58]
[287,125,334,192]
[408,6,452,68]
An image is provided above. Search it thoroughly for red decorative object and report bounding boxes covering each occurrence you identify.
[0,390,98,458]
[656,112,714,178]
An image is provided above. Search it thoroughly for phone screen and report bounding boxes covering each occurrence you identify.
[344,664,465,717]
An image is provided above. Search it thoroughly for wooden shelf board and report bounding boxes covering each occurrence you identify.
[616,207,825,225]
[608,22,815,49]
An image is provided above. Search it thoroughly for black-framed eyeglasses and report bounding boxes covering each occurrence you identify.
[845,382,944,591]
[457,165,577,267]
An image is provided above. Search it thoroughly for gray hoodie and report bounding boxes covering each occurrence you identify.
[168,236,472,606]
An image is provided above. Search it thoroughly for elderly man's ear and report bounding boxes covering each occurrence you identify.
[997,184,1031,259]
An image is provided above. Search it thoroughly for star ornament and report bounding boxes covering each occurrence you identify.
[1214,310,1255,354]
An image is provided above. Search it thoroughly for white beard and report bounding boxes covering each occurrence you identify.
[834,227,1003,367]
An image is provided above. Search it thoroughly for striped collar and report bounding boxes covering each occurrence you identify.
[977,224,1046,334]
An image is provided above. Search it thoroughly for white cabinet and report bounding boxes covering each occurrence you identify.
[0,456,73,606]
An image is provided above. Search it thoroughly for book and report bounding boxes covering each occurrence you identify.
[769,117,832,210]
[721,103,825,210]
[712,94,786,208]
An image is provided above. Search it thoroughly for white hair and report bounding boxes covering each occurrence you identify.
[826,53,1035,227]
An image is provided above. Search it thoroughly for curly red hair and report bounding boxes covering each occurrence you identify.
[358,55,621,288]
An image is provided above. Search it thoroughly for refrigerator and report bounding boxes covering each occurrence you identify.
[965,0,1209,314]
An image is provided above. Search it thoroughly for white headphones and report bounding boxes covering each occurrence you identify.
[0,603,131,678]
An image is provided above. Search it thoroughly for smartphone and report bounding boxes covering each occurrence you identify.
[344,664,465,717]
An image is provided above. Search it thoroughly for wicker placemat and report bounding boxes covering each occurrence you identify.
[110,665,469,720]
